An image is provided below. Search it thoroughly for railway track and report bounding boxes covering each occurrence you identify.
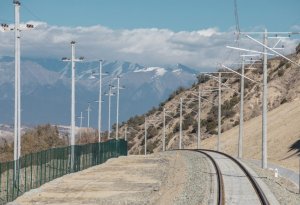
[189,149,270,205]
[195,150,225,205]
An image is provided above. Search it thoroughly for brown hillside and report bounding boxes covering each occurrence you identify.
[118,46,300,172]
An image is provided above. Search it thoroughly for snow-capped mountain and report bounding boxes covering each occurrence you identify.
[0,56,197,130]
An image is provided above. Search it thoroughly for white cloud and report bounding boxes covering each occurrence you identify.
[0,22,299,69]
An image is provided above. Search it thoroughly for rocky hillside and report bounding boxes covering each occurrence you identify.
[117,45,300,160]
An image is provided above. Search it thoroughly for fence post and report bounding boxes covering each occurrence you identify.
[44,151,47,184]
[35,153,38,188]
[17,158,20,197]
[30,153,33,190]
[6,162,9,202]
[0,162,2,193]
[40,151,43,186]
[24,155,27,192]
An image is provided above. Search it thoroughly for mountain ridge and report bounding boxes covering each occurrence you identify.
[0,56,197,129]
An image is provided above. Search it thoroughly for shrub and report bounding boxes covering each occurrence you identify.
[278,69,285,77]
[173,122,180,133]
[182,115,195,130]
[147,140,159,153]
[147,126,158,139]
[127,115,145,126]
[221,95,238,118]
[21,124,67,156]
[244,80,251,89]
[77,129,98,144]
[277,60,287,68]
[281,98,288,104]
[223,110,236,118]
[191,120,198,133]
[233,121,239,127]
[296,42,300,54]
[167,86,186,101]
[147,106,158,116]
[197,74,210,84]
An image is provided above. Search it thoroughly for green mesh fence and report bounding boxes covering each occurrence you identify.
[0,139,127,205]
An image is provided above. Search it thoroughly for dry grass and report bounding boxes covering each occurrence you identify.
[198,98,300,172]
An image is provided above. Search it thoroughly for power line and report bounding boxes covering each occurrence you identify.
[22,2,44,22]
[234,0,240,35]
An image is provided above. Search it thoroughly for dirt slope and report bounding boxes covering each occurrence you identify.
[198,98,300,172]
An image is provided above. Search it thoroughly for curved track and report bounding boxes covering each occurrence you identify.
[195,150,225,205]
[186,149,270,205]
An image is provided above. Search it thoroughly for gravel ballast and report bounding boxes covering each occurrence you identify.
[172,150,214,205]
[245,160,300,205]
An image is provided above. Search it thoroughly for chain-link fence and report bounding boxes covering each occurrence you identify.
[0,139,127,204]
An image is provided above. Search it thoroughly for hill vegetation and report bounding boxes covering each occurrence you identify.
[117,44,300,162]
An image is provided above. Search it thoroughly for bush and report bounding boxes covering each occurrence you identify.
[277,60,287,69]
[281,98,288,104]
[182,115,195,130]
[21,124,67,156]
[278,69,285,77]
[77,129,98,144]
[296,42,300,54]
[147,106,158,116]
[173,122,180,133]
[147,140,159,153]
[147,126,158,139]
[233,121,239,127]
[205,106,218,133]
[209,130,218,135]
[244,80,251,89]
[201,119,208,127]
[223,110,236,118]
[221,95,238,118]
[167,86,186,101]
[197,74,210,84]
[191,120,198,133]
[127,115,145,126]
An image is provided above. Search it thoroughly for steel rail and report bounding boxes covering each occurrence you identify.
[175,149,225,205]
[199,149,270,205]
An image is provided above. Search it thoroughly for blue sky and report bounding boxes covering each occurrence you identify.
[0,0,299,68]
[0,0,299,32]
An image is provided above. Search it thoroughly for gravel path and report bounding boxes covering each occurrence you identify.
[9,151,214,205]
[10,154,177,205]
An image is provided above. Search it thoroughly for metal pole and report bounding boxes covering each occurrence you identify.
[197,87,201,149]
[238,56,245,158]
[179,98,183,149]
[116,77,120,140]
[124,126,127,141]
[14,0,21,182]
[87,103,91,128]
[70,41,76,171]
[108,85,112,139]
[262,29,268,169]
[144,119,147,155]
[79,112,83,139]
[218,72,221,151]
[163,108,166,151]
[98,60,102,142]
